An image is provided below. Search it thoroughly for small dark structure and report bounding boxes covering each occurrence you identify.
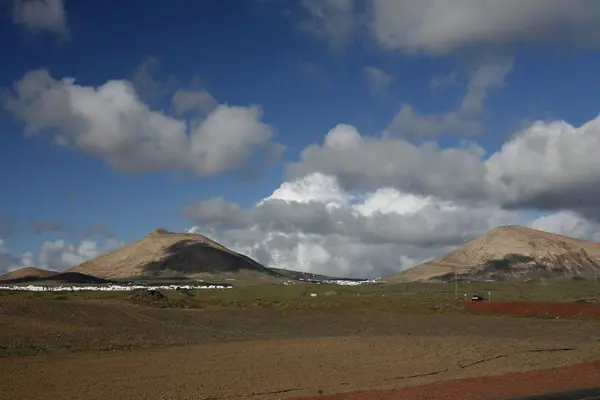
[471,294,485,302]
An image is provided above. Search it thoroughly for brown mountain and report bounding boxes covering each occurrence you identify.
[384,225,600,282]
[0,267,55,281]
[69,228,279,280]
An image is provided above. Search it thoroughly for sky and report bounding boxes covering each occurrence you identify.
[3,0,600,278]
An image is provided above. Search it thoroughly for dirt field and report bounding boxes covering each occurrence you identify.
[466,300,600,318]
[292,361,600,400]
[1,294,600,400]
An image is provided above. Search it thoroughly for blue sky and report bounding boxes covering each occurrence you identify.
[3,0,600,277]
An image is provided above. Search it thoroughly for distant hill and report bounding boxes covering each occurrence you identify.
[0,271,114,285]
[69,228,283,281]
[384,225,600,282]
[68,228,365,284]
[0,267,55,281]
[269,267,366,283]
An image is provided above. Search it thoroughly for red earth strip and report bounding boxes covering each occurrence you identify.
[465,301,600,318]
[291,360,600,400]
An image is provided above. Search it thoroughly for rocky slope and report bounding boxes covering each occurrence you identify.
[70,228,278,280]
[384,225,600,282]
[0,267,55,281]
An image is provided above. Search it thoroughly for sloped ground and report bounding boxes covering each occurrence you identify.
[1,296,600,400]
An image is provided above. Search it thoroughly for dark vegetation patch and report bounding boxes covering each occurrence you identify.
[1,272,115,285]
[139,240,280,277]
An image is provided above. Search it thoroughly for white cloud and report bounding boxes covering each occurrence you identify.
[12,0,69,39]
[3,69,283,177]
[363,66,393,94]
[529,211,600,242]
[387,59,512,138]
[0,235,125,275]
[0,240,44,273]
[289,110,600,219]
[263,172,349,206]
[184,158,600,278]
[387,104,483,139]
[171,89,216,116]
[371,0,600,54]
[485,115,600,214]
[0,239,24,273]
[287,123,488,200]
[19,252,36,268]
[185,172,528,278]
[297,0,600,54]
[37,237,122,271]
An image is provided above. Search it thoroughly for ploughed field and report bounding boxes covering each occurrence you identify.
[1,284,600,400]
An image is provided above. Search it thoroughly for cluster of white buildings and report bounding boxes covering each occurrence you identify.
[0,284,232,292]
[293,278,377,286]
[321,279,377,286]
[0,278,376,292]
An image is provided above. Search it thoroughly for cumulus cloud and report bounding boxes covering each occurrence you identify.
[529,211,600,243]
[37,237,121,271]
[3,69,283,177]
[0,239,31,273]
[298,0,600,54]
[387,59,512,138]
[370,0,600,54]
[185,173,527,277]
[184,197,249,230]
[287,124,488,199]
[290,112,600,218]
[486,115,600,215]
[0,236,123,274]
[363,66,392,94]
[12,0,69,39]
[387,104,483,139]
[171,89,216,116]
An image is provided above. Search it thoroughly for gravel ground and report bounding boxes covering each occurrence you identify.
[1,297,599,400]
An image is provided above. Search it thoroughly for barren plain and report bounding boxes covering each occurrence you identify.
[1,285,600,400]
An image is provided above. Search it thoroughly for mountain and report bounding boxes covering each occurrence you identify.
[384,225,600,282]
[0,267,55,281]
[0,271,115,285]
[69,228,282,281]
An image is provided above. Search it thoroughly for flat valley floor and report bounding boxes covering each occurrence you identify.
[1,296,600,400]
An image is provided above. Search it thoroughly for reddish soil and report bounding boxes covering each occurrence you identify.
[2,297,600,399]
[465,301,600,318]
[292,361,600,400]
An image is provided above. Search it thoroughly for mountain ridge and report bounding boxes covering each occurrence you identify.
[0,266,55,281]
[69,228,278,280]
[384,225,600,282]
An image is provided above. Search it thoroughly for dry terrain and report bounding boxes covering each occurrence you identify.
[1,291,600,400]
[0,267,56,281]
[386,225,600,282]
[69,228,279,281]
